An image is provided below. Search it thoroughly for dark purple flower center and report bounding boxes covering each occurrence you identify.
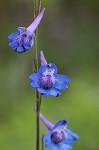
[39,74,55,89]
[51,130,66,144]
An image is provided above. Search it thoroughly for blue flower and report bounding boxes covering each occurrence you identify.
[8,27,34,53]
[43,120,79,150]
[29,61,71,97]
[34,110,79,150]
[8,8,45,53]
[29,51,70,97]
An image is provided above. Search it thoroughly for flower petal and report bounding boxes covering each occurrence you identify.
[17,46,24,53]
[8,32,19,40]
[31,81,39,88]
[37,88,49,96]
[64,129,79,144]
[53,120,70,130]
[43,132,52,148]
[50,143,60,150]
[29,73,39,87]
[59,143,74,150]
[37,87,61,97]
[51,64,58,74]
[29,73,39,81]
[23,42,30,50]
[55,74,71,83]
[49,88,61,97]
[38,64,58,75]
[9,41,18,48]
[38,64,48,74]
[54,82,68,90]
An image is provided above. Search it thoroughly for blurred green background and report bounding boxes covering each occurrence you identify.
[0,0,99,150]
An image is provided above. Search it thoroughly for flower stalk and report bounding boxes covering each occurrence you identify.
[8,0,79,149]
[33,1,42,150]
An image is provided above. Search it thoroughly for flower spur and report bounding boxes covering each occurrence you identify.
[29,51,71,97]
[8,8,45,53]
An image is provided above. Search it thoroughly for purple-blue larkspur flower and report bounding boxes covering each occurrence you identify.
[37,111,79,150]
[29,51,71,97]
[8,8,45,53]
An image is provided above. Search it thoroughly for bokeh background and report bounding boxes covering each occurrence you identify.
[0,0,99,150]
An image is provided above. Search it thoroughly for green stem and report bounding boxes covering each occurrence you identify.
[36,90,40,150]
[33,1,42,150]
[34,0,37,18]
[41,134,44,150]
[35,89,42,150]
[38,0,42,13]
